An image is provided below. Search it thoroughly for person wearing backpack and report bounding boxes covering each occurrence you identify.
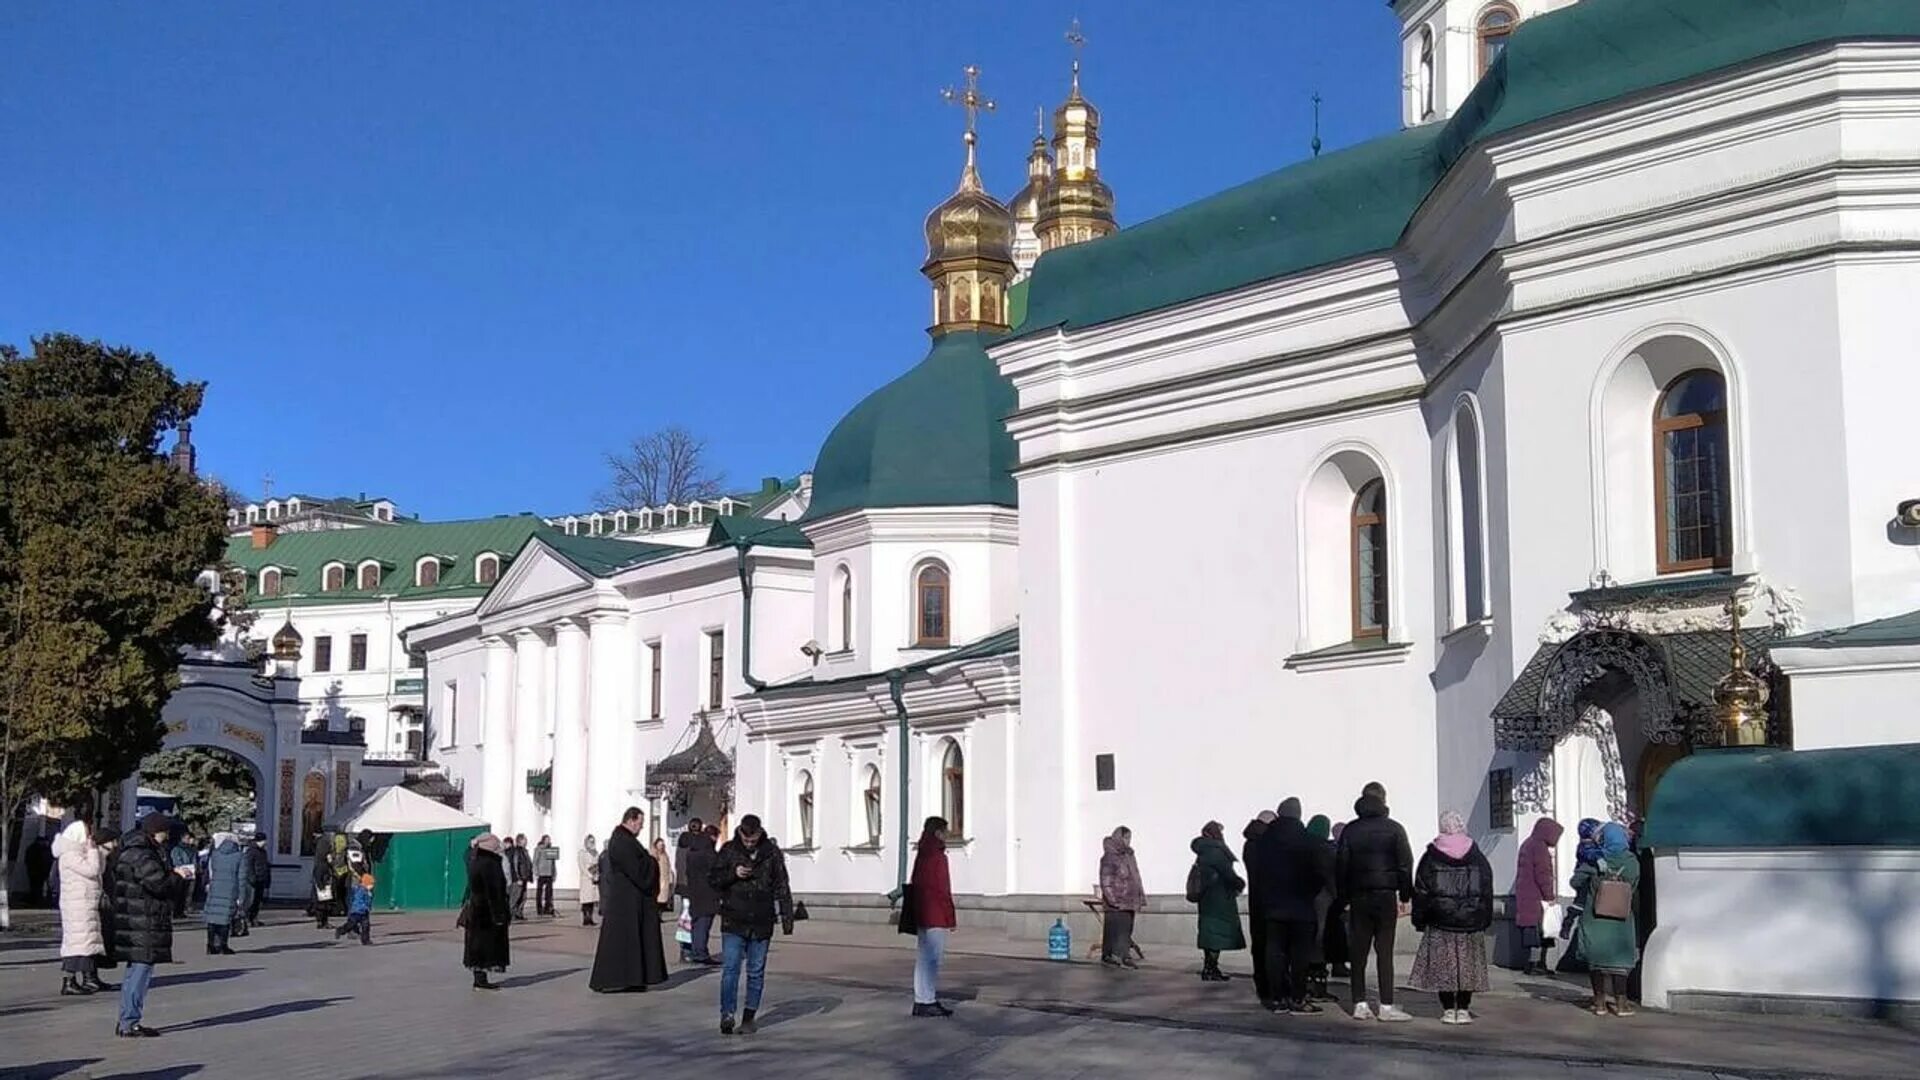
[1187,821,1245,983]
[1570,821,1642,1016]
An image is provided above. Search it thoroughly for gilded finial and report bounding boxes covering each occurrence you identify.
[1713,594,1771,748]
[1066,18,1087,95]
[1036,105,1045,139]
[941,64,996,187]
[1311,92,1323,159]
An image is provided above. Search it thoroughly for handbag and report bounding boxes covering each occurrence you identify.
[315,884,333,903]
[1593,872,1632,920]
[792,900,810,922]
[674,899,693,945]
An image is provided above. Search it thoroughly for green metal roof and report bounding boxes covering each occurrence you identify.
[1492,628,1777,720]
[1644,744,1920,849]
[225,516,547,604]
[753,624,1021,694]
[1776,608,1920,650]
[705,516,812,550]
[1017,0,1920,337]
[1007,278,1030,331]
[539,532,683,577]
[802,329,1019,522]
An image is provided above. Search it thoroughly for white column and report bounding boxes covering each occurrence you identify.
[511,628,550,842]
[481,637,515,835]
[549,619,590,890]
[585,611,631,845]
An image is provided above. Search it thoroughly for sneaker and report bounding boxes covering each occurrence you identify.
[1378,1003,1414,1023]
[1120,956,1140,970]
[1440,1009,1460,1025]
[1351,1002,1376,1021]
[1455,1010,1475,1024]
[115,1025,162,1038]
[720,1015,735,1035]
[1292,1000,1323,1015]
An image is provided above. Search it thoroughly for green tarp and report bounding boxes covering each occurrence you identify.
[371,826,484,912]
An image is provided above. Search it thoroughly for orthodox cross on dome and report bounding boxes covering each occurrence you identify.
[1312,92,1323,158]
[1066,17,1087,89]
[941,64,996,147]
[261,471,275,500]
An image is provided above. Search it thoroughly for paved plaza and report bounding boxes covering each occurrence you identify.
[1,911,1916,1080]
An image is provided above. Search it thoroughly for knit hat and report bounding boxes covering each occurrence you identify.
[360,873,375,888]
[1277,797,1303,820]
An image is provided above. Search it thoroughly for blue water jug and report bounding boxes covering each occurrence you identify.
[1047,917,1070,961]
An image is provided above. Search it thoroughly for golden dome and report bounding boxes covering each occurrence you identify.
[1713,600,1771,747]
[923,160,1015,268]
[1035,55,1117,252]
[270,617,303,661]
[1009,130,1051,228]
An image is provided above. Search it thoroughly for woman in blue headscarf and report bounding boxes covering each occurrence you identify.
[1570,822,1642,1015]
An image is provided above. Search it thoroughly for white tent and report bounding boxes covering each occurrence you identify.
[328,785,484,835]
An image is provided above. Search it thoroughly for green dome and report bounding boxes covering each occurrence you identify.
[803,330,1018,522]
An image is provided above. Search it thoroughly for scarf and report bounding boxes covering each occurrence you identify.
[1433,809,1473,859]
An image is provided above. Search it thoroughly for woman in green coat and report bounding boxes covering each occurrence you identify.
[1570,821,1642,1016]
[1190,822,1246,982]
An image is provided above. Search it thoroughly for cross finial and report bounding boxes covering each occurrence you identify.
[940,64,996,145]
[261,471,274,500]
[1066,18,1087,90]
[1311,92,1324,159]
[1036,105,1045,138]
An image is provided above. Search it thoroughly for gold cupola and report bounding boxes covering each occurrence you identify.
[922,65,1016,336]
[1713,596,1772,747]
[1008,108,1053,280]
[1035,20,1117,254]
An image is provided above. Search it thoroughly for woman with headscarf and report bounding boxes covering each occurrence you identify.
[1302,815,1337,999]
[578,834,601,927]
[1514,817,1564,976]
[200,832,248,956]
[462,833,512,990]
[53,820,108,996]
[1188,821,1245,983]
[1098,826,1146,969]
[1409,811,1494,1024]
[1571,821,1642,1016]
[1557,817,1605,973]
[309,834,337,929]
[650,836,676,909]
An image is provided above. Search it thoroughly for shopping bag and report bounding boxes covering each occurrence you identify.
[674,899,693,945]
[1541,901,1564,940]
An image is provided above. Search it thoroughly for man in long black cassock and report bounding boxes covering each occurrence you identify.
[589,806,669,992]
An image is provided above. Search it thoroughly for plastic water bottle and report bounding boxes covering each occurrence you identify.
[1047,917,1070,961]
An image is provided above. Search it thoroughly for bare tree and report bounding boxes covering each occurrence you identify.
[600,426,726,509]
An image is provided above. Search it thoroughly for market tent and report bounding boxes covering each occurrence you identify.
[328,785,484,911]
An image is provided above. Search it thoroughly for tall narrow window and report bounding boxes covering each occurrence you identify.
[1451,404,1488,625]
[416,559,440,588]
[323,564,345,592]
[349,633,368,672]
[1418,26,1436,119]
[313,635,333,674]
[796,770,815,849]
[648,642,663,719]
[1654,370,1732,573]
[914,562,950,648]
[358,563,380,590]
[443,681,459,746]
[707,631,725,708]
[835,565,854,652]
[863,765,883,846]
[940,739,965,839]
[1477,4,1517,74]
[476,554,500,585]
[1352,480,1389,640]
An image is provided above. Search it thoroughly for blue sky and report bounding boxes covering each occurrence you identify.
[0,3,1400,518]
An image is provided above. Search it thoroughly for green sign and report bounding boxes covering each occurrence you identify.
[393,678,425,695]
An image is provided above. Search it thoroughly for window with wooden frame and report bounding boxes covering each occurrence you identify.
[648,641,663,720]
[259,568,281,598]
[1489,768,1515,830]
[1654,370,1732,574]
[913,561,951,648]
[349,633,368,672]
[1477,4,1517,74]
[1351,479,1389,640]
[358,562,381,591]
[707,630,725,709]
[415,558,439,588]
[940,739,965,839]
[312,635,333,674]
[476,554,500,585]
[323,564,345,592]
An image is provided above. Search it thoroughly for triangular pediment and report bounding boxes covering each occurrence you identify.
[475,537,593,617]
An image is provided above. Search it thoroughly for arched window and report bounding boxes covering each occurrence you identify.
[913,562,951,648]
[1418,26,1436,119]
[564,518,578,536]
[287,498,301,516]
[476,554,500,585]
[358,562,381,591]
[323,564,345,592]
[940,740,965,839]
[1448,403,1489,626]
[260,567,282,598]
[796,770,815,849]
[416,558,440,588]
[1654,370,1732,573]
[614,512,629,533]
[835,565,854,652]
[862,764,883,847]
[589,514,604,536]
[1477,4,1517,74]
[1352,480,1389,639]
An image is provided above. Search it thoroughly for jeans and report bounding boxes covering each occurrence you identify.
[1262,918,1316,1004]
[688,915,715,962]
[118,962,155,1031]
[915,928,948,1004]
[1348,891,1400,1006]
[719,932,770,1017]
[536,876,554,915]
[248,885,267,925]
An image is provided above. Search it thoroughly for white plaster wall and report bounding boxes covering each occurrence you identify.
[1780,665,1920,752]
[1013,472,1081,896]
[1644,849,1920,1009]
[1835,259,1920,623]
[276,595,478,758]
[424,635,490,822]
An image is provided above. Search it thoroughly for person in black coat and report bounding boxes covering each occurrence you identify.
[589,808,668,992]
[709,815,793,1035]
[107,815,184,1037]
[463,833,512,989]
[1336,782,1415,1020]
[243,836,272,929]
[1240,812,1275,1008]
[1249,798,1331,1014]
[680,825,722,965]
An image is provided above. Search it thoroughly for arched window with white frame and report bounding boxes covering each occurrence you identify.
[938,739,965,839]
[358,561,381,591]
[322,563,346,592]
[913,560,950,648]
[476,553,501,585]
[1447,400,1489,627]
[260,567,282,598]
[1352,480,1389,640]
[862,764,883,847]
[1299,448,1394,651]
[795,769,815,849]
[415,557,441,588]
[1654,370,1732,574]
[1477,4,1517,74]
[1418,26,1436,119]
[834,564,854,652]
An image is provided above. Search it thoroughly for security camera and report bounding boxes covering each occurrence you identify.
[800,640,824,661]
[1898,499,1920,529]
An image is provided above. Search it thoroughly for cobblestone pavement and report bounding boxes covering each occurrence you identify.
[1,912,1914,1079]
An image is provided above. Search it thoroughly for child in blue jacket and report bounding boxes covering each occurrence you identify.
[336,873,374,945]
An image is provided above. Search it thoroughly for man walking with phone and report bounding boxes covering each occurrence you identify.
[709,814,793,1036]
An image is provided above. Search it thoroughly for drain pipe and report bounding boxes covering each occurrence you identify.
[731,543,767,692]
[886,669,910,903]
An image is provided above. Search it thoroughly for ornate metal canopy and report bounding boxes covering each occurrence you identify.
[645,717,734,799]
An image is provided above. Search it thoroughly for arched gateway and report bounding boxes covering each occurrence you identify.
[110,656,365,899]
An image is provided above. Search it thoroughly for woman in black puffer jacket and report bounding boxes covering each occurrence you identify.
[1408,810,1494,1025]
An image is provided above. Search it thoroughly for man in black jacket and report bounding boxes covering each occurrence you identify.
[709,815,792,1036]
[108,815,184,1038]
[680,824,721,965]
[1250,798,1330,1013]
[242,836,271,931]
[1336,781,1415,1021]
[506,835,535,920]
[1240,811,1276,1008]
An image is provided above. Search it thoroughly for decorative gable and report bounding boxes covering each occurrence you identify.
[475,539,594,617]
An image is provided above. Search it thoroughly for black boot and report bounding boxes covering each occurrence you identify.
[738,1008,757,1035]
[61,974,94,996]
[472,969,498,991]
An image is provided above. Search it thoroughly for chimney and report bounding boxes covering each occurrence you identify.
[250,522,277,550]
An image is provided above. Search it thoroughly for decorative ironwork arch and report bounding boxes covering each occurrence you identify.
[1526,629,1683,750]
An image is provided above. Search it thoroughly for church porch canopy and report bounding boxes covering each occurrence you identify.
[645,718,734,799]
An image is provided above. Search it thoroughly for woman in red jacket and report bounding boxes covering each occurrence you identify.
[899,816,956,1017]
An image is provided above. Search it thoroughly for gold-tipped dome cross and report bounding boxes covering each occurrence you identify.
[1712,595,1771,747]
[923,64,1015,336]
[1037,17,1116,253]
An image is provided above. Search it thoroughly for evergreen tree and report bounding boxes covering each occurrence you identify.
[0,335,229,927]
